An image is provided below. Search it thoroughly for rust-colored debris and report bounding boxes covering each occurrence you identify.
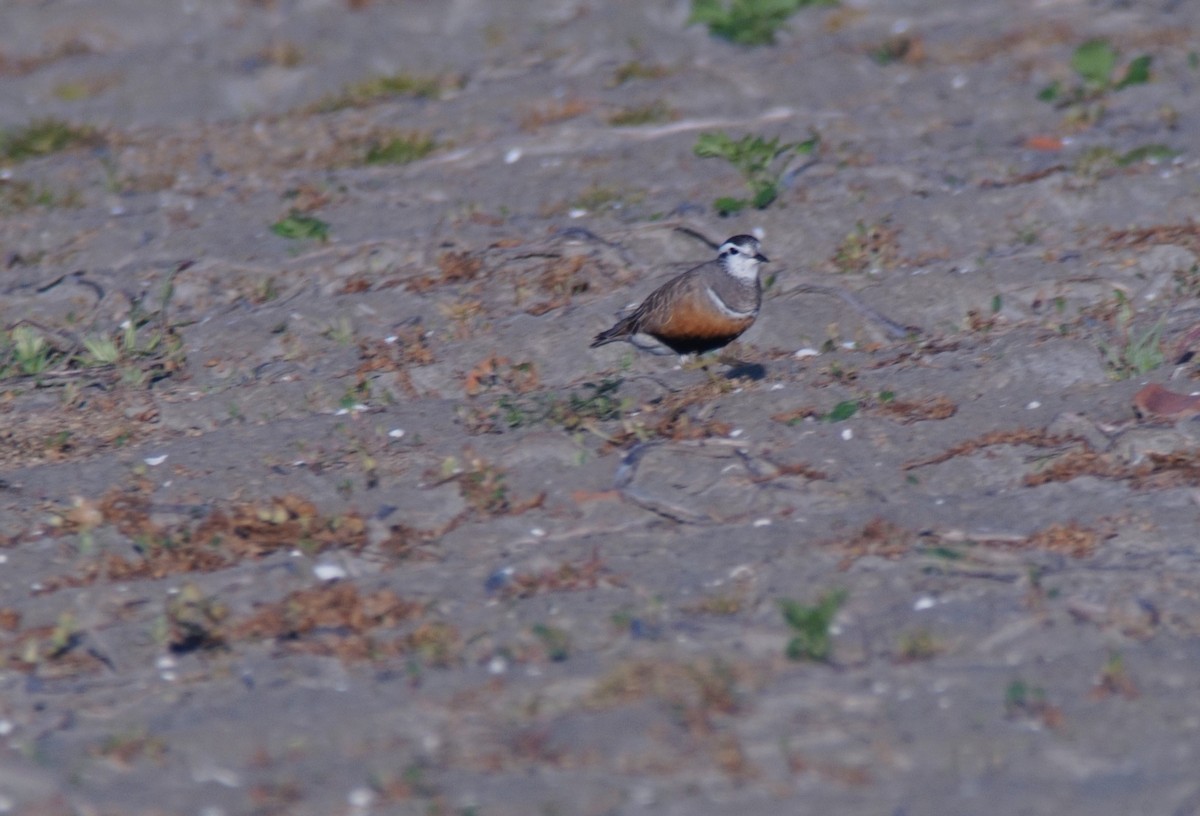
[770,406,822,425]
[1088,655,1140,701]
[48,490,368,589]
[230,582,434,662]
[1133,383,1200,421]
[233,583,424,640]
[502,551,624,599]
[1103,221,1200,257]
[1025,448,1200,489]
[519,97,592,131]
[874,394,957,424]
[1018,521,1103,558]
[524,255,591,316]
[405,250,483,292]
[463,355,539,397]
[823,517,915,570]
[978,163,1066,188]
[904,428,1079,470]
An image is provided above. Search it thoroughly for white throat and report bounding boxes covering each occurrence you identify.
[723,253,761,282]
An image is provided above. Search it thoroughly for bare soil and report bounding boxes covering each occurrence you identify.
[2,1,1200,814]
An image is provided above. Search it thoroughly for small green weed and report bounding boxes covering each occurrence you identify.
[825,400,858,422]
[1098,292,1165,379]
[9,326,52,375]
[608,100,674,127]
[0,119,100,164]
[481,378,628,433]
[364,131,437,165]
[1038,39,1152,107]
[271,211,330,242]
[2,268,186,385]
[779,588,845,662]
[895,629,942,662]
[1074,144,1177,177]
[609,60,670,86]
[693,130,817,215]
[569,184,646,214]
[82,335,121,365]
[830,219,900,274]
[310,72,447,112]
[1003,679,1062,727]
[0,179,81,213]
[531,624,571,662]
[689,0,837,46]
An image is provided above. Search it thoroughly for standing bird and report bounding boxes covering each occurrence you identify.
[590,234,769,357]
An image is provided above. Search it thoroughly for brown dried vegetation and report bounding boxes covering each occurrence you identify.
[824,518,916,570]
[501,551,624,599]
[48,490,367,589]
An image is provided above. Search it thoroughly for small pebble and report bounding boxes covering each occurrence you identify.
[347,788,375,808]
[485,566,515,593]
[388,428,406,439]
[794,348,819,359]
[144,454,168,466]
[752,518,771,527]
[1026,401,1041,410]
[314,563,347,581]
[913,596,937,611]
[841,428,853,440]
[504,147,522,164]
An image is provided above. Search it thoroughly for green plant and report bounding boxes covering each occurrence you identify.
[609,60,670,87]
[82,335,121,365]
[10,326,52,375]
[0,119,100,163]
[693,130,816,215]
[779,589,845,662]
[569,184,645,213]
[531,624,571,661]
[472,378,629,433]
[364,131,437,165]
[1098,292,1165,379]
[0,179,81,213]
[689,0,837,46]
[310,72,447,112]
[608,100,674,126]
[271,211,330,242]
[1074,144,1177,178]
[896,629,942,661]
[825,400,858,422]
[1038,39,1152,105]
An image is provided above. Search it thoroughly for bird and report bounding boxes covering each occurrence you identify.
[590,234,769,358]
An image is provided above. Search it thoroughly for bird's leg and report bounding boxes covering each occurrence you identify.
[680,354,732,390]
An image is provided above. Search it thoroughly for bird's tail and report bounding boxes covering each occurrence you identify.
[589,318,634,348]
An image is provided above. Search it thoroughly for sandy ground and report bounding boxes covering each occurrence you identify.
[2,0,1200,813]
